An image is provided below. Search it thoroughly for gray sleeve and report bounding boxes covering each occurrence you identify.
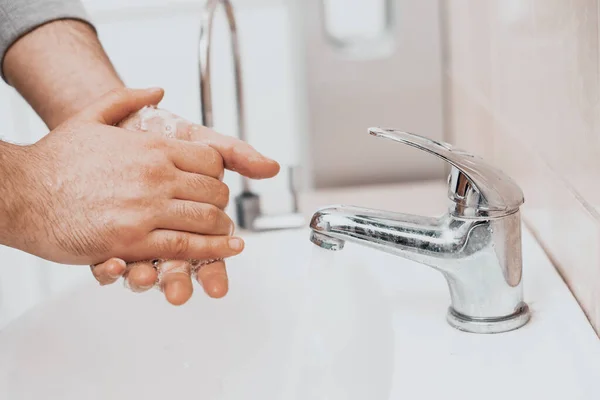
[0,0,95,81]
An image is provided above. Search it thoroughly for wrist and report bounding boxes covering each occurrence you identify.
[4,19,125,129]
[0,142,36,248]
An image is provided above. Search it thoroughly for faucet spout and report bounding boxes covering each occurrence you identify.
[309,205,530,334]
[311,206,476,268]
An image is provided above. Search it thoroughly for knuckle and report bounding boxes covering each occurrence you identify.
[177,202,197,219]
[173,201,187,218]
[140,160,171,184]
[117,226,140,246]
[161,233,190,259]
[217,182,230,208]
[192,176,229,208]
[106,215,144,248]
[190,174,211,193]
[202,205,220,226]
[205,146,224,171]
[140,165,160,183]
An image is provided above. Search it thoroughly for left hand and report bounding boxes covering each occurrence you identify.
[90,106,279,305]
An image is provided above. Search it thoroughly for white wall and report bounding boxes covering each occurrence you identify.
[293,0,446,188]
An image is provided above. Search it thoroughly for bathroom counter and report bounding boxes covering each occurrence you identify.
[1,181,599,399]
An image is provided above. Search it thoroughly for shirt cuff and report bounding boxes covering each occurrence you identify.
[0,0,96,83]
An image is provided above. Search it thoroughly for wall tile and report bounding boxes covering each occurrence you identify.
[443,0,600,334]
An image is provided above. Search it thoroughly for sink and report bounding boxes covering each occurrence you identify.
[0,228,599,399]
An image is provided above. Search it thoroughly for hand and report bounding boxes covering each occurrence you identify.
[90,105,280,305]
[3,88,250,266]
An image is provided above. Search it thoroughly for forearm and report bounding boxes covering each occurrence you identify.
[3,19,124,129]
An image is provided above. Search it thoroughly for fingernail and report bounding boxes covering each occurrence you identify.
[228,238,244,251]
[108,270,122,279]
[148,87,163,93]
[229,223,236,236]
[108,259,127,279]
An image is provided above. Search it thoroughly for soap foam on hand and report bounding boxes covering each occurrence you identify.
[118,105,183,138]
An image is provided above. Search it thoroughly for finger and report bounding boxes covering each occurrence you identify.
[77,87,165,125]
[168,141,224,179]
[91,258,127,286]
[134,232,244,261]
[158,201,234,235]
[124,261,158,292]
[173,173,230,209]
[196,260,229,299]
[185,123,280,179]
[158,260,194,306]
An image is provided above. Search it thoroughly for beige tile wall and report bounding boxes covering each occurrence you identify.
[442,0,600,334]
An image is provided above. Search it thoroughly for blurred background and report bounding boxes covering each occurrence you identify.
[0,0,599,334]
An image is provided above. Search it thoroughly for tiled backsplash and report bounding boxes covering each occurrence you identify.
[442,1,600,334]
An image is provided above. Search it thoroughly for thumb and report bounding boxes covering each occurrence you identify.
[76,87,165,125]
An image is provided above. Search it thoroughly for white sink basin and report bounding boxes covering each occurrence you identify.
[0,228,599,400]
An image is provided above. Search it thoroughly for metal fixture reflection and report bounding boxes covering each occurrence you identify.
[310,128,530,334]
[199,0,304,231]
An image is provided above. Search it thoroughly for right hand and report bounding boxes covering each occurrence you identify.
[3,87,244,266]
[90,105,281,305]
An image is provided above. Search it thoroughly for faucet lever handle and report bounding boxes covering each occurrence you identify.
[369,128,524,216]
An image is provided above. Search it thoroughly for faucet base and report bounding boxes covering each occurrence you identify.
[446,303,531,334]
[235,191,261,230]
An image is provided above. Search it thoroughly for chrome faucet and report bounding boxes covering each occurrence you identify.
[309,128,531,334]
[198,0,304,231]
